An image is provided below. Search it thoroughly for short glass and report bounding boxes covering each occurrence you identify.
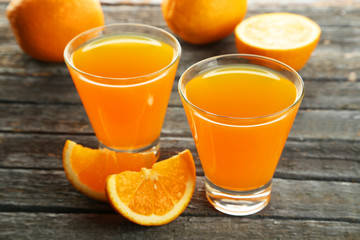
[64,23,181,157]
[178,54,304,216]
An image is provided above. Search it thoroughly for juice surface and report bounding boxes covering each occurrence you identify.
[185,64,297,118]
[72,34,174,79]
[183,64,300,190]
[69,34,177,150]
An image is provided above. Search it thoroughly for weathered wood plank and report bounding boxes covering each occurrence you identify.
[0,103,359,140]
[2,39,359,82]
[0,74,79,104]
[1,5,360,82]
[1,171,359,221]
[1,133,359,182]
[0,1,359,239]
[0,103,92,133]
[163,108,360,141]
[0,212,359,240]
[300,81,360,110]
[288,109,360,141]
[1,73,360,110]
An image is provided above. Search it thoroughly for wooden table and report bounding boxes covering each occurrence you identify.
[1,0,359,239]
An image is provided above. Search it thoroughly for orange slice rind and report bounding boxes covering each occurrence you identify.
[62,140,157,202]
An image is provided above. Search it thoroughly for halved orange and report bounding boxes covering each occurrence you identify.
[235,12,321,71]
[62,140,157,202]
[106,149,196,226]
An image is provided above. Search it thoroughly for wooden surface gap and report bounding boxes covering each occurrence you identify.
[1,204,359,224]
[1,1,358,237]
[273,173,360,183]
[0,130,95,136]
[0,204,113,214]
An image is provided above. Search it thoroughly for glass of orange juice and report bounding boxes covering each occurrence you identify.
[64,23,181,157]
[179,54,304,216]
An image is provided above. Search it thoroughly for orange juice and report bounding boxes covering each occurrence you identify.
[67,34,179,150]
[182,64,300,191]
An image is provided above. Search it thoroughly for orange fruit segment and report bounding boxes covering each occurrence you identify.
[162,0,247,44]
[235,12,321,70]
[106,150,196,226]
[62,140,157,202]
[6,0,104,62]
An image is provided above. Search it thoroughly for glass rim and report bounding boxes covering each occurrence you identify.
[64,23,181,82]
[178,53,305,121]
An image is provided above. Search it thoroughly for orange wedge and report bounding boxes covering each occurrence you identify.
[106,149,196,226]
[235,12,321,71]
[62,140,157,202]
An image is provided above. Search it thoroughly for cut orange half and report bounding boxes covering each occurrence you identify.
[106,149,196,226]
[63,140,157,202]
[235,12,321,71]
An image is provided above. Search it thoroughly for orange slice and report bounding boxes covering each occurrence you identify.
[235,12,321,71]
[63,140,157,202]
[106,149,196,226]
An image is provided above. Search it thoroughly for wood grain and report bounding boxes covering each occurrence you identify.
[1,172,359,221]
[1,212,359,240]
[0,103,359,141]
[1,133,359,182]
[0,1,359,239]
[1,5,360,81]
[1,74,360,110]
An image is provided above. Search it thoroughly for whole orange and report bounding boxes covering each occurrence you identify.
[6,0,104,62]
[162,0,247,45]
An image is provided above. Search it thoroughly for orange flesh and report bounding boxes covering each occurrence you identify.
[115,157,190,215]
[183,64,300,190]
[235,13,321,70]
[70,143,156,192]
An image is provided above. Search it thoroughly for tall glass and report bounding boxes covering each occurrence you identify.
[179,54,304,216]
[64,23,181,157]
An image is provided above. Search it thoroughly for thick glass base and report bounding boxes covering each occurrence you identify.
[205,178,272,216]
[98,137,160,159]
